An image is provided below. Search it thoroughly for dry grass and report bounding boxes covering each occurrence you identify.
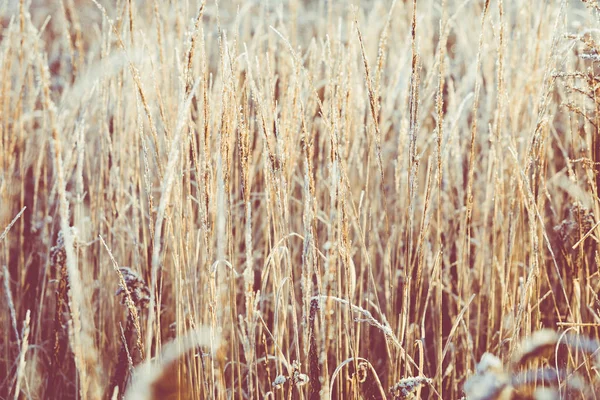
[1,0,600,398]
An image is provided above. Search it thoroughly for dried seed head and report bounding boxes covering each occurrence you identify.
[390,376,433,399]
[51,229,75,265]
[50,227,82,268]
[293,372,309,387]
[50,242,66,269]
[356,361,369,383]
[272,375,286,389]
[116,267,151,309]
[290,360,309,387]
[553,203,595,249]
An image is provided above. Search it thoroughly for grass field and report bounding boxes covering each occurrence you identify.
[1,0,600,398]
